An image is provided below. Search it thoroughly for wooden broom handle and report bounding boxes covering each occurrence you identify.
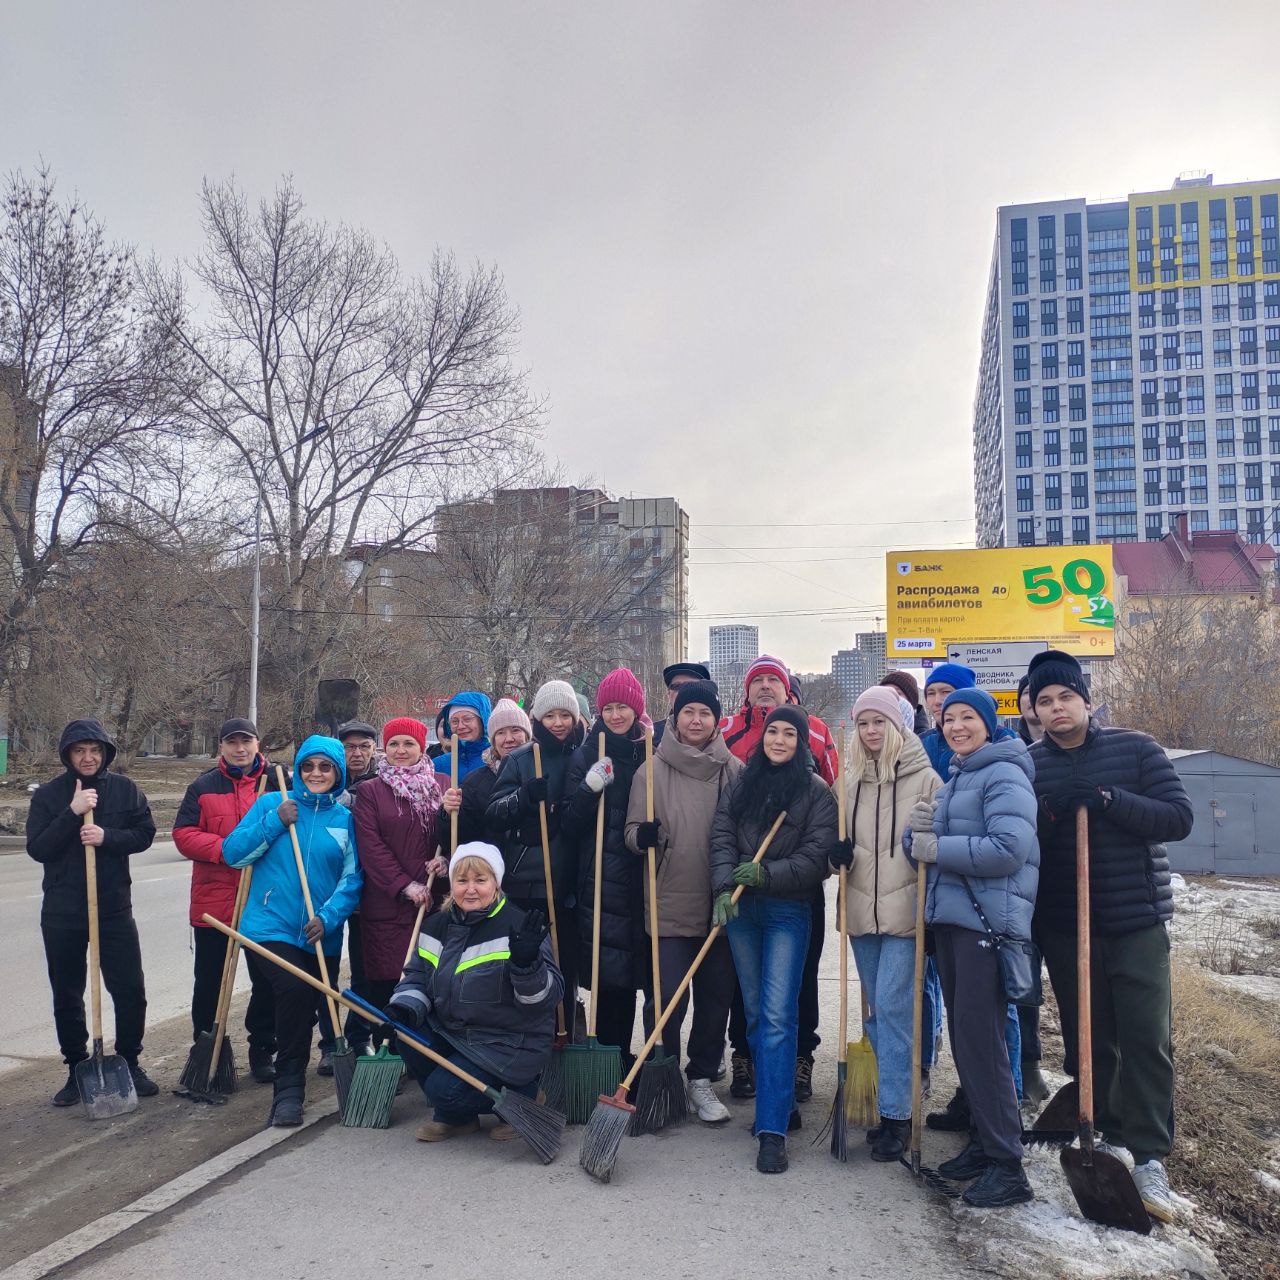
[531,742,566,1040]
[617,810,787,1095]
[588,731,606,1038]
[201,915,493,1096]
[450,736,459,855]
[83,811,103,1042]
[911,857,926,1164]
[1075,806,1094,1139]
[401,868,436,971]
[274,764,342,1038]
[836,723,848,1053]
[645,728,663,1023]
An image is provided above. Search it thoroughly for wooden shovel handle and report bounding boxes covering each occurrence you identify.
[83,810,103,1042]
[531,742,566,1040]
[1075,806,1093,1136]
[618,810,787,1095]
[911,858,927,1164]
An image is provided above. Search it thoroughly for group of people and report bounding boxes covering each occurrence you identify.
[26,644,1192,1221]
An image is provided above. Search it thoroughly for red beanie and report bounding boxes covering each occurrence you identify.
[744,654,789,694]
[382,716,427,751]
[596,667,646,720]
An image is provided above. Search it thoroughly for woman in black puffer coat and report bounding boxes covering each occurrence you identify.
[562,668,649,1068]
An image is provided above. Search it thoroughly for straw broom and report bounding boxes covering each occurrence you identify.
[531,741,571,1114]
[562,733,624,1123]
[581,811,787,1183]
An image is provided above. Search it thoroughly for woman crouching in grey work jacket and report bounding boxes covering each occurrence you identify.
[387,842,562,1143]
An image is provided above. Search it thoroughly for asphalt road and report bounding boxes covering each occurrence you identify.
[0,841,247,1075]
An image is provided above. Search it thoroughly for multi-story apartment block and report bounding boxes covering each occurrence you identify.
[974,174,1280,549]
[831,630,888,704]
[709,624,759,700]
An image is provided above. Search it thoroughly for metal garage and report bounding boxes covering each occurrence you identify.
[1165,749,1280,877]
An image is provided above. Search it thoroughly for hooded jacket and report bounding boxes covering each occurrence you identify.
[222,735,362,956]
[843,734,942,938]
[27,719,157,925]
[921,737,1039,940]
[1029,720,1192,936]
[486,718,587,903]
[173,753,272,928]
[433,692,493,782]
[720,703,840,785]
[391,894,563,1086]
[624,717,741,937]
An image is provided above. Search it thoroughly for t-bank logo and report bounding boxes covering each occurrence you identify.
[896,561,912,576]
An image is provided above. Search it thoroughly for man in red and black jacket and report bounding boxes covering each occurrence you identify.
[173,718,277,1083]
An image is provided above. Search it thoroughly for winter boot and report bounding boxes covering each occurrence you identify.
[756,1133,788,1174]
[316,1048,334,1077]
[415,1119,479,1142]
[1021,1061,1050,1106]
[865,1121,883,1144]
[938,1135,991,1182]
[870,1116,911,1163]
[1133,1160,1177,1224]
[268,1062,306,1128]
[730,1052,755,1099]
[961,1159,1033,1208]
[687,1078,731,1125]
[126,1062,160,1098]
[249,1045,276,1085]
[52,1068,80,1107]
[926,1085,970,1132]
[788,1107,802,1133]
[794,1055,814,1104]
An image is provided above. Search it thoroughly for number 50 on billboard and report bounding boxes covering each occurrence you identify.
[886,546,1115,660]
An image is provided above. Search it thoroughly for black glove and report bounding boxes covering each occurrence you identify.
[830,837,854,870]
[386,1000,421,1029]
[521,774,549,808]
[635,819,661,849]
[375,1022,400,1053]
[509,908,549,968]
[1044,780,1109,821]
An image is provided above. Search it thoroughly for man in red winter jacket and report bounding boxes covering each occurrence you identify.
[718,656,838,1108]
[173,718,277,1083]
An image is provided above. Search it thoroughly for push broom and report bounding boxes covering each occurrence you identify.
[818,723,850,1160]
[562,733,623,1124]
[274,764,354,1112]
[581,811,787,1183]
[202,916,564,1164]
[630,727,687,1136]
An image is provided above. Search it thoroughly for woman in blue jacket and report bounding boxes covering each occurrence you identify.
[433,691,494,783]
[908,688,1038,1209]
[224,735,362,1127]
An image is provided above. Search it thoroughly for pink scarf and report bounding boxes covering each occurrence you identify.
[377,756,442,832]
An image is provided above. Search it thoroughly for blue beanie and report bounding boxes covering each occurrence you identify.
[941,688,998,741]
[924,662,976,692]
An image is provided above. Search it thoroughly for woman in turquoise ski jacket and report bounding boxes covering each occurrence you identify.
[223,734,362,1127]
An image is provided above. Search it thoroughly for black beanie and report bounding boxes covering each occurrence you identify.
[880,670,921,708]
[1026,649,1090,706]
[672,679,722,723]
[764,704,811,740]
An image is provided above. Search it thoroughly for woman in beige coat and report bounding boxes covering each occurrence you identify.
[625,680,740,1124]
[829,686,941,1162]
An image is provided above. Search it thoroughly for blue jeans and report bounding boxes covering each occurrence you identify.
[922,956,943,1071]
[727,896,811,1138]
[1005,1004,1023,1100]
[402,1029,536,1125]
[850,934,915,1122]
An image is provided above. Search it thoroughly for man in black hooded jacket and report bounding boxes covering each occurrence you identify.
[26,719,158,1105]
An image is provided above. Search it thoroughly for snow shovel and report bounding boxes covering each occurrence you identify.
[1059,808,1151,1234]
[76,809,138,1120]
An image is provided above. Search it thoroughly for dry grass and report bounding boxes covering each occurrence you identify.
[1168,958,1280,1280]
[1186,906,1280,978]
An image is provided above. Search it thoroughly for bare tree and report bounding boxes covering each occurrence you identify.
[142,177,541,744]
[797,674,849,727]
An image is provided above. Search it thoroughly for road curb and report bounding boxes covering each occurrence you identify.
[0,1097,339,1280]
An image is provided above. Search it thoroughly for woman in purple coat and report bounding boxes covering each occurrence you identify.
[353,717,449,1033]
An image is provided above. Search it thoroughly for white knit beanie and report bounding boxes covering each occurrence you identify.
[450,841,506,885]
[531,679,579,721]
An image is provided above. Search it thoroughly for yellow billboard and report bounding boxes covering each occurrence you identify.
[886,546,1116,660]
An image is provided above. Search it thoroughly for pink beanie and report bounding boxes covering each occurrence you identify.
[852,686,904,728]
[487,697,531,739]
[744,654,790,694]
[596,667,646,720]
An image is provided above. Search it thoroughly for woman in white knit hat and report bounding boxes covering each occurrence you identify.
[829,685,942,1162]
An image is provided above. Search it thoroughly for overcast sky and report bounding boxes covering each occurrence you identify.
[4,1,1279,674]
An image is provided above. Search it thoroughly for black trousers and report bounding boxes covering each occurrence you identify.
[316,915,369,1050]
[592,985,638,1070]
[1017,1001,1042,1065]
[262,941,332,1071]
[42,912,148,1066]
[729,888,824,1061]
[191,926,276,1051]
[641,934,735,1080]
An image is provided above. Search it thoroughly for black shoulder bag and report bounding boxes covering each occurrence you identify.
[961,878,1043,1007]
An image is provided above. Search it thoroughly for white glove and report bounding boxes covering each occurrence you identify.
[909,798,937,831]
[911,830,939,864]
[585,758,614,793]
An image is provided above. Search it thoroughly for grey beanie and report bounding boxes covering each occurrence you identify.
[531,679,580,721]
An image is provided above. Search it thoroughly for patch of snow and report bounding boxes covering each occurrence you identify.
[1170,873,1187,891]
[1205,972,1280,1004]
[1254,1169,1280,1196]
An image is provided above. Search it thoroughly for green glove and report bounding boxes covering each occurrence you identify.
[712,892,738,927]
[731,860,769,888]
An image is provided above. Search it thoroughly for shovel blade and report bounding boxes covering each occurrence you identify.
[76,1050,138,1120]
[1028,1080,1078,1136]
[1060,1146,1152,1235]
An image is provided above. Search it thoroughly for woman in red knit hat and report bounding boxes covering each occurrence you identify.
[352,717,449,1037]
[562,667,649,1068]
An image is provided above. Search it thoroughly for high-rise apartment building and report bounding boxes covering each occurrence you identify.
[709,624,759,699]
[831,630,888,703]
[974,174,1280,549]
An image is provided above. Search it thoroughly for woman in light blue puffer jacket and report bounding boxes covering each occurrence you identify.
[906,688,1038,1210]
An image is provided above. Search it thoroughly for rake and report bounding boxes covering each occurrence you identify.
[581,812,786,1184]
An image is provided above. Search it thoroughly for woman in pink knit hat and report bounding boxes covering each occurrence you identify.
[561,667,649,1068]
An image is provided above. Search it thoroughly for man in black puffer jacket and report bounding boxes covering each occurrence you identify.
[1027,650,1192,1224]
[27,719,158,1105]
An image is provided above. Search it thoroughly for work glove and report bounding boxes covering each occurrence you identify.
[830,837,854,870]
[635,819,661,849]
[910,830,939,864]
[386,999,424,1029]
[509,908,549,968]
[909,798,937,831]
[731,861,770,889]
[521,774,549,809]
[584,758,614,793]
[1043,780,1109,822]
[712,891,738,927]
